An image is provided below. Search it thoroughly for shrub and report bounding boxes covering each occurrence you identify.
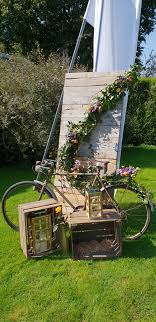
[143,83,156,145]
[0,53,68,164]
[124,78,156,146]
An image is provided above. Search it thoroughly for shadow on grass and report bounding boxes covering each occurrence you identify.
[122,208,156,259]
[123,236,156,258]
[31,250,71,262]
[31,235,156,262]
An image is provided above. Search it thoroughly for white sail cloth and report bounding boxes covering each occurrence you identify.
[84,0,142,72]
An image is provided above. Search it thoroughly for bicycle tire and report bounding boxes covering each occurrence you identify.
[1,180,58,232]
[104,183,151,240]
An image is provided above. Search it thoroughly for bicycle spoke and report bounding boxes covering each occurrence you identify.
[103,187,119,212]
[124,203,145,213]
[116,184,129,204]
[105,184,150,240]
[2,181,53,231]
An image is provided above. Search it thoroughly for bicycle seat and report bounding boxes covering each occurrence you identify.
[95,160,110,174]
[42,159,56,168]
[34,159,55,173]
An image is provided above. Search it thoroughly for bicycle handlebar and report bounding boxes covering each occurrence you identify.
[34,158,115,176]
[35,159,56,172]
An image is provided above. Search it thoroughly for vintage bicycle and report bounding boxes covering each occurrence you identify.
[1,159,152,240]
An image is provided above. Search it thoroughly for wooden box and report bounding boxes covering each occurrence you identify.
[68,209,122,260]
[19,199,62,258]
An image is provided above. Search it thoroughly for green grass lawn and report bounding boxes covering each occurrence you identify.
[1,146,156,322]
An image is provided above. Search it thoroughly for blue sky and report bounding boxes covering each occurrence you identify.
[142,27,156,63]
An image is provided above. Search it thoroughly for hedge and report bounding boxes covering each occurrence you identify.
[124,78,156,145]
[0,54,68,165]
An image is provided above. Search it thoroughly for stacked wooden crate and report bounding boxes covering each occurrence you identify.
[67,210,122,260]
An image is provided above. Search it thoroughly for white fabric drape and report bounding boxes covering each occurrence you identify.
[84,0,142,72]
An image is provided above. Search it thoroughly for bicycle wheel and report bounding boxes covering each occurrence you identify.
[103,183,151,240]
[1,181,57,232]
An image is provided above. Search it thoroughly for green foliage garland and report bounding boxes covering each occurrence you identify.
[59,65,139,172]
[105,172,153,208]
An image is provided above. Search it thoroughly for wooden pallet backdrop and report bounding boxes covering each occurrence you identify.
[56,71,127,213]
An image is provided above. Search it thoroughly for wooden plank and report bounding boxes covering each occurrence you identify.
[66,71,124,79]
[63,86,104,105]
[18,199,58,211]
[54,182,85,215]
[68,209,121,226]
[65,77,117,87]
[60,125,118,147]
[61,106,121,126]
[62,104,86,112]
[59,134,120,145]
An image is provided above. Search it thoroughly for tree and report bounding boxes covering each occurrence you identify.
[0,0,156,65]
[143,50,156,77]
[137,0,156,57]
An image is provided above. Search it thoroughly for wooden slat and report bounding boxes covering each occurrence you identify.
[61,106,121,126]
[18,199,59,212]
[65,77,117,87]
[63,86,104,105]
[68,209,121,226]
[66,71,124,79]
[54,181,85,216]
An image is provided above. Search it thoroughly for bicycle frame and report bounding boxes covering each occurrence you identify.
[34,168,114,212]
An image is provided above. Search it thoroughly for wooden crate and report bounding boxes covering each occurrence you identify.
[18,199,62,258]
[68,209,122,260]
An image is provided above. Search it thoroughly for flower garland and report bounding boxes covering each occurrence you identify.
[106,167,153,208]
[119,166,139,177]
[59,65,139,172]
